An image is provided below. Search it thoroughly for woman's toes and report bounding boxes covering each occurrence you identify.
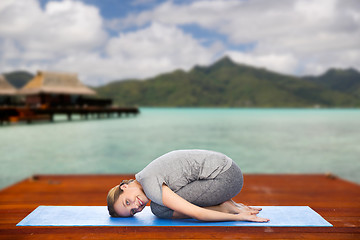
[251,207,262,211]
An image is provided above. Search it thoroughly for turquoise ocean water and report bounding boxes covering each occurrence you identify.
[1,108,360,190]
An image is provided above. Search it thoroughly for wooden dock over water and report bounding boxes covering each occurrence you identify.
[0,106,139,124]
[0,174,359,239]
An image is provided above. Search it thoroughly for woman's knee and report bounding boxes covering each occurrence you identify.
[150,201,174,219]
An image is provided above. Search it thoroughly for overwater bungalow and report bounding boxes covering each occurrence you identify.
[0,75,17,106]
[0,71,138,124]
[17,71,99,108]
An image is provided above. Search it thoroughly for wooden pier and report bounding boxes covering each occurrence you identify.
[0,174,359,239]
[0,106,139,124]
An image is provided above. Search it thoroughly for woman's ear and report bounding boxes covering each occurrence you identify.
[120,184,128,190]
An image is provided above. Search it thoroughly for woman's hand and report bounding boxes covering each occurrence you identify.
[235,212,270,222]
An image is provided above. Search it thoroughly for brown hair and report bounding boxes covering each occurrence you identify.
[107,179,134,217]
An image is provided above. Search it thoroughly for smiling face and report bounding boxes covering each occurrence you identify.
[113,182,149,217]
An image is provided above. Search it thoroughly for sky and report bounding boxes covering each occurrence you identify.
[0,0,359,86]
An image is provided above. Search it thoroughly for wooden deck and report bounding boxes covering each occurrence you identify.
[0,106,139,124]
[0,174,359,239]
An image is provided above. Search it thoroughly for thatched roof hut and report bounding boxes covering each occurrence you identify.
[0,75,17,95]
[18,71,95,95]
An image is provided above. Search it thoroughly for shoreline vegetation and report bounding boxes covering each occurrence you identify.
[3,57,360,108]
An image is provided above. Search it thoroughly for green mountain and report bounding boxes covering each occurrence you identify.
[96,57,360,107]
[3,71,34,88]
[2,59,359,107]
[303,68,360,98]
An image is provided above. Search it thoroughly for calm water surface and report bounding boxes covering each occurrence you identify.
[1,108,359,189]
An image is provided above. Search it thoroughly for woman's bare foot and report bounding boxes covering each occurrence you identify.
[220,200,260,214]
[219,200,241,214]
[232,200,262,213]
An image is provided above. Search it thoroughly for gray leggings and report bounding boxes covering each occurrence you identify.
[150,161,243,219]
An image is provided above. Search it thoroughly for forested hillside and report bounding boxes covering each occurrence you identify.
[3,57,360,107]
[95,57,360,107]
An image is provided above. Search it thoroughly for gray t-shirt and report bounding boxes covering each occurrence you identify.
[135,149,232,206]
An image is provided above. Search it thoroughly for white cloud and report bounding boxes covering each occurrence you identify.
[0,0,222,85]
[0,0,42,36]
[106,22,216,67]
[117,1,238,31]
[294,0,336,19]
[0,0,359,85]
[300,48,360,75]
[116,0,360,76]
[131,0,159,6]
[0,0,107,60]
[55,22,222,85]
[226,51,298,75]
[0,39,21,60]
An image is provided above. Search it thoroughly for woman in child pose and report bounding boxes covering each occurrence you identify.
[107,149,269,222]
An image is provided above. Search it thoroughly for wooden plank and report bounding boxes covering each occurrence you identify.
[0,174,359,239]
[0,107,139,124]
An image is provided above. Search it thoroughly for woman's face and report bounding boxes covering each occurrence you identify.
[113,183,149,217]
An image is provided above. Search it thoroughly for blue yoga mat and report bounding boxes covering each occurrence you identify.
[17,206,332,227]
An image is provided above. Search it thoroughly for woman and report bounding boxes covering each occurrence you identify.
[107,149,269,222]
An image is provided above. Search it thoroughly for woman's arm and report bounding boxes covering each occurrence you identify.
[162,184,269,222]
